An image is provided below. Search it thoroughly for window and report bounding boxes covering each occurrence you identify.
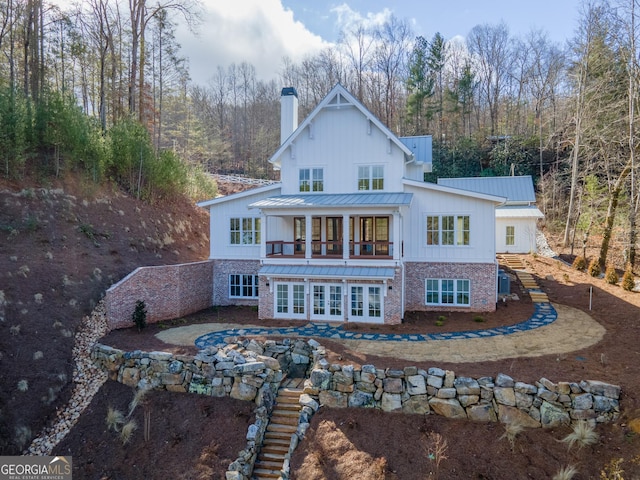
[425,279,471,306]
[229,274,259,298]
[426,215,470,246]
[506,226,515,246]
[299,168,323,192]
[230,217,260,245]
[349,285,384,323]
[358,165,384,191]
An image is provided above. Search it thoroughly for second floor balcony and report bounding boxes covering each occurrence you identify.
[266,240,393,259]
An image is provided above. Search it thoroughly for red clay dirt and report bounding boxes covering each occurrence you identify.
[2,175,640,479]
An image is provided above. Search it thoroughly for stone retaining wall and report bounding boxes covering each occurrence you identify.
[104,260,213,330]
[304,358,621,428]
[92,338,621,479]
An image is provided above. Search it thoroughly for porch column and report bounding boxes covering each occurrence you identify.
[342,213,350,260]
[393,210,401,260]
[305,214,312,259]
[260,212,266,258]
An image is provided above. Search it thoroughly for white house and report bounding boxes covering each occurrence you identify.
[437,176,543,254]
[198,85,505,324]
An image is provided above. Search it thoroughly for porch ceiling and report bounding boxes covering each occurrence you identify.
[259,264,396,279]
[248,192,412,209]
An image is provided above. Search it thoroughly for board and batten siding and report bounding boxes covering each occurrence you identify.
[496,217,538,254]
[402,183,497,263]
[279,106,407,195]
[206,187,281,260]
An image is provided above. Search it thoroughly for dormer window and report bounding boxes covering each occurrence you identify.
[300,168,324,192]
[358,165,384,191]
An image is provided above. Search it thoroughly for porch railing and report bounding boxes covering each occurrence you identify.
[266,240,392,258]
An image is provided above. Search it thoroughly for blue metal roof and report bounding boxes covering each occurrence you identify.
[399,136,432,165]
[259,265,396,279]
[437,176,536,204]
[249,192,412,209]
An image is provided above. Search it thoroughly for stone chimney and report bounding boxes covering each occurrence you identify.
[280,87,298,145]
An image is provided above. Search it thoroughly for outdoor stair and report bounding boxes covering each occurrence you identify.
[499,254,550,303]
[252,382,303,480]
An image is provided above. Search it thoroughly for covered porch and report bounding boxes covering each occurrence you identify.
[249,192,412,262]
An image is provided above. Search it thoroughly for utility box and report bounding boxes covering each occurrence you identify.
[497,269,511,295]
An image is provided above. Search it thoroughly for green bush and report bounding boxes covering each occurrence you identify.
[604,265,618,285]
[587,258,601,277]
[622,266,636,291]
[572,256,587,271]
[132,300,147,331]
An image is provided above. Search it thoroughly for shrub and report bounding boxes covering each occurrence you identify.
[573,256,587,271]
[435,315,447,326]
[552,465,578,480]
[106,407,125,432]
[604,266,618,285]
[587,258,601,277]
[622,265,636,291]
[120,419,137,445]
[561,421,599,450]
[473,315,485,323]
[500,422,524,451]
[17,379,28,392]
[132,300,147,331]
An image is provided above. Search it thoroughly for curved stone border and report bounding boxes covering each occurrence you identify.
[26,301,109,455]
[194,303,557,349]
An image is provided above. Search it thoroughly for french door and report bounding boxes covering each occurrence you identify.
[311,284,344,321]
[349,285,383,323]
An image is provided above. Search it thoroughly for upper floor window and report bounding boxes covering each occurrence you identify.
[300,168,323,192]
[230,217,261,245]
[358,165,384,191]
[426,215,470,246]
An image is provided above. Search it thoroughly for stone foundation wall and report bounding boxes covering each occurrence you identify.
[105,260,214,330]
[304,359,621,428]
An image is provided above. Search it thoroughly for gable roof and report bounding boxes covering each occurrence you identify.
[437,176,536,204]
[403,179,506,204]
[197,183,281,208]
[269,83,414,170]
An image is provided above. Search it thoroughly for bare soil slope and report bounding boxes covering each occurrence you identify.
[0,175,210,455]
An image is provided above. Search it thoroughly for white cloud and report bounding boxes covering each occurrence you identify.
[330,3,393,31]
[179,0,330,85]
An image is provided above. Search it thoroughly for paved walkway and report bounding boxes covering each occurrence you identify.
[194,303,557,349]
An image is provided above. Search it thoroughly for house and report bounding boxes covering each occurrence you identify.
[198,84,505,324]
[437,176,543,254]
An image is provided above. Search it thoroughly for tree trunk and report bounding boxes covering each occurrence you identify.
[598,161,632,268]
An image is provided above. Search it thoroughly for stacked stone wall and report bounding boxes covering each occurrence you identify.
[105,260,213,330]
[304,360,620,428]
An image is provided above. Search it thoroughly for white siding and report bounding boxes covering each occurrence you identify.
[207,187,281,260]
[403,184,497,263]
[279,106,406,195]
[496,218,538,254]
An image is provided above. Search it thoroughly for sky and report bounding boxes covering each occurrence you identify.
[176,0,584,85]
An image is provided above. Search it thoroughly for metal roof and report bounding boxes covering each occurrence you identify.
[399,136,432,165]
[496,206,544,218]
[249,192,413,209]
[437,176,536,203]
[259,265,396,279]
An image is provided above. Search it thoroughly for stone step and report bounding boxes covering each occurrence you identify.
[274,403,300,411]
